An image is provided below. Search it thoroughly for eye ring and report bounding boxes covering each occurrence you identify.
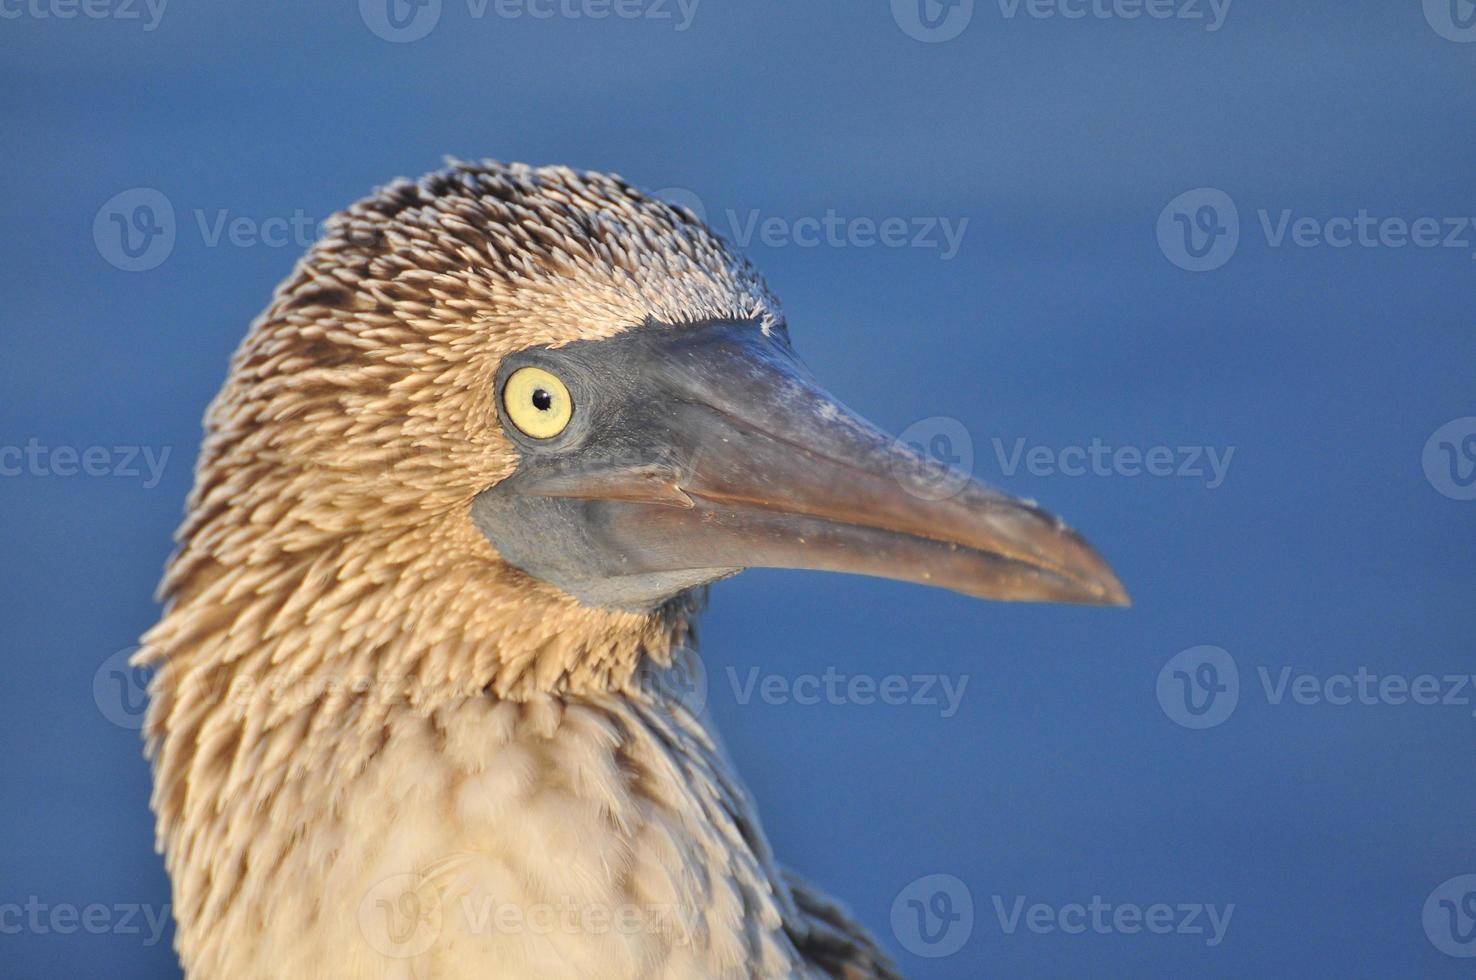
[502,366,573,440]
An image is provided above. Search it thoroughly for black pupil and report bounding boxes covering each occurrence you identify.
[531,388,553,412]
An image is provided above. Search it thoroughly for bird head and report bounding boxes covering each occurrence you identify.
[151,160,1124,703]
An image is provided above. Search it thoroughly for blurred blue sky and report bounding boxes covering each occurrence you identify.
[3,2,1474,976]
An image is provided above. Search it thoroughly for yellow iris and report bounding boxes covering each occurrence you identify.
[502,366,573,440]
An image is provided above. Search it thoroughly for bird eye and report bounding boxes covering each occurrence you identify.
[502,366,573,440]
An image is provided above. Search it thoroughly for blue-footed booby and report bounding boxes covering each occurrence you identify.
[136,159,1126,979]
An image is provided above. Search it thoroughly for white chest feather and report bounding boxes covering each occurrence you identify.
[177,659,830,979]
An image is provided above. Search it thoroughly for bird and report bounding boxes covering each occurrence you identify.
[135,159,1127,979]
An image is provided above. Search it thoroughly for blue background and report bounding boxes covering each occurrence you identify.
[3,2,1474,976]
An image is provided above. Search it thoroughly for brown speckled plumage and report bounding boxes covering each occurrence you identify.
[136,160,897,979]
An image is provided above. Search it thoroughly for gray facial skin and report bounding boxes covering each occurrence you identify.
[473,318,1128,612]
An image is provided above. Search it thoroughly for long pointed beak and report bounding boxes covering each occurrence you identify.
[475,320,1129,610]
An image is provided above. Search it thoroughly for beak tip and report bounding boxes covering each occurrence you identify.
[1052,532,1130,608]
[1079,552,1131,608]
[1098,577,1132,608]
[1029,522,1131,609]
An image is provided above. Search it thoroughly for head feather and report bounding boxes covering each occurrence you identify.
[136,161,778,864]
